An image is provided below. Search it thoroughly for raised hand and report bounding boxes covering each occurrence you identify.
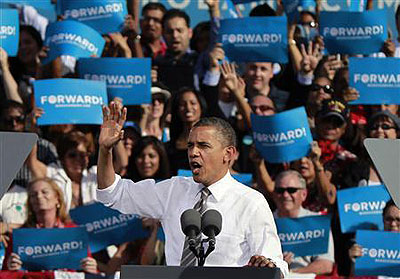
[300,42,320,76]
[220,62,239,93]
[7,252,22,271]
[209,43,225,72]
[0,47,9,68]
[99,102,127,152]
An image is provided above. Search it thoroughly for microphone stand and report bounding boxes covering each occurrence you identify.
[198,238,216,266]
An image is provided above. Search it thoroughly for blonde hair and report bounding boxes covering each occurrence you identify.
[25,178,70,227]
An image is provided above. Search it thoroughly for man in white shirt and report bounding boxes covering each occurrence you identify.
[272,170,335,275]
[96,102,288,277]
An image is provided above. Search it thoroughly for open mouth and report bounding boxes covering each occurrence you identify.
[190,161,202,175]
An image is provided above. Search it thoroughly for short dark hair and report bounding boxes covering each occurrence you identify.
[383,199,398,217]
[142,2,167,16]
[20,25,43,49]
[162,9,190,28]
[192,117,237,148]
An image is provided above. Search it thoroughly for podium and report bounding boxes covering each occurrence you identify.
[121,266,281,279]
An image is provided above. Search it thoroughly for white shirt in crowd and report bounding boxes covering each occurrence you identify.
[47,164,98,212]
[96,171,288,277]
[0,185,27,224]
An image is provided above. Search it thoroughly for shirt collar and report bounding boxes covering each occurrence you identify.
[203,170,233,202]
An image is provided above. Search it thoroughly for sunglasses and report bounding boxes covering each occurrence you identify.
[4,115,25,125]
[152,96,165,105]
[251,105,275,113]
[311,84,334,94]
[66,150,90,159]
[274,187,303,194]
[370,124,397,131]
[300,21,318,28]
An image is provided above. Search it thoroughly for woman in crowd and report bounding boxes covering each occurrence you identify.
[341,110,400,188]
[3,178,97,273]
[166,87,207,174]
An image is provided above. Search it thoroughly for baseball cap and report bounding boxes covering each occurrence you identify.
[317,99,349,123]
[368,110,400,131]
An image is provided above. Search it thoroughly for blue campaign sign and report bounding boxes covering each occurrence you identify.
[337,185,391,233]
[78,58,151,105]
[0,9,19,56]
[349,58,400,105]
[70,203,163,253]
[13,227,89,271]
[275,215,331,257]
[177,169,253,186]
[43,20,105,64]
[219,16,288,63]
[34,78,107,125]
[319,10,387,55]
[251,107,312,164]
[58,0,127,34]
[355,230,400,277]
[0,243,4,269]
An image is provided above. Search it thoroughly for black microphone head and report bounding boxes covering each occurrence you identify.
[201,209,222,237]
[181,209,201,236]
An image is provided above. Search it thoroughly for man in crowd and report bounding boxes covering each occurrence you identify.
[154,9,198,91]
[272,170,335,275]
[96,102,288,276]
[244,62,290,112]
[139,2,167,59]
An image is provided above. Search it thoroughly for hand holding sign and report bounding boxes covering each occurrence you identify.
[7,252,22,271]
[99,102,127,152]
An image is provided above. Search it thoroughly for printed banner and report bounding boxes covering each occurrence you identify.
[0,9,19,56]
[275,215,331,257]
[34,78,107,125]
[349,57,400,105]
[177,169,253,186]
[219,16,288,63]
[43,20,105,64]
[337,185,391,233]
[355,230,400,277]
[282,0,316,22]
[70,203,164,252]
[78,58,151,105]
[58,0,127,34]
[251,107,312,163]
[13,227,88,271]
[319,10,387,55]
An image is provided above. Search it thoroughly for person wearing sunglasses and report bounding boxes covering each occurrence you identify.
[306,77,334,131]
[272,170,335,275]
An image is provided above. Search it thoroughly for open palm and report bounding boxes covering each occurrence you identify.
[99,102,127,150]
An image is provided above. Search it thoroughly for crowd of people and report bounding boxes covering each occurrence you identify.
[0,0,400,277]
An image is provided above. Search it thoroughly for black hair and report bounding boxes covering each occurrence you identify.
[190,21,211,52]
[383,199,398,217]
[162,9,191,28]
[193,117,237,148]
[249,4,276,17]
[127,136,170,181]
[142,2,167,16]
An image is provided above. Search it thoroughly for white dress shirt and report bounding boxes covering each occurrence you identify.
[96,171,288,277]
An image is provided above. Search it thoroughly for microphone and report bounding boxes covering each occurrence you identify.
[201,209,222,246]
[180,209,201,248]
